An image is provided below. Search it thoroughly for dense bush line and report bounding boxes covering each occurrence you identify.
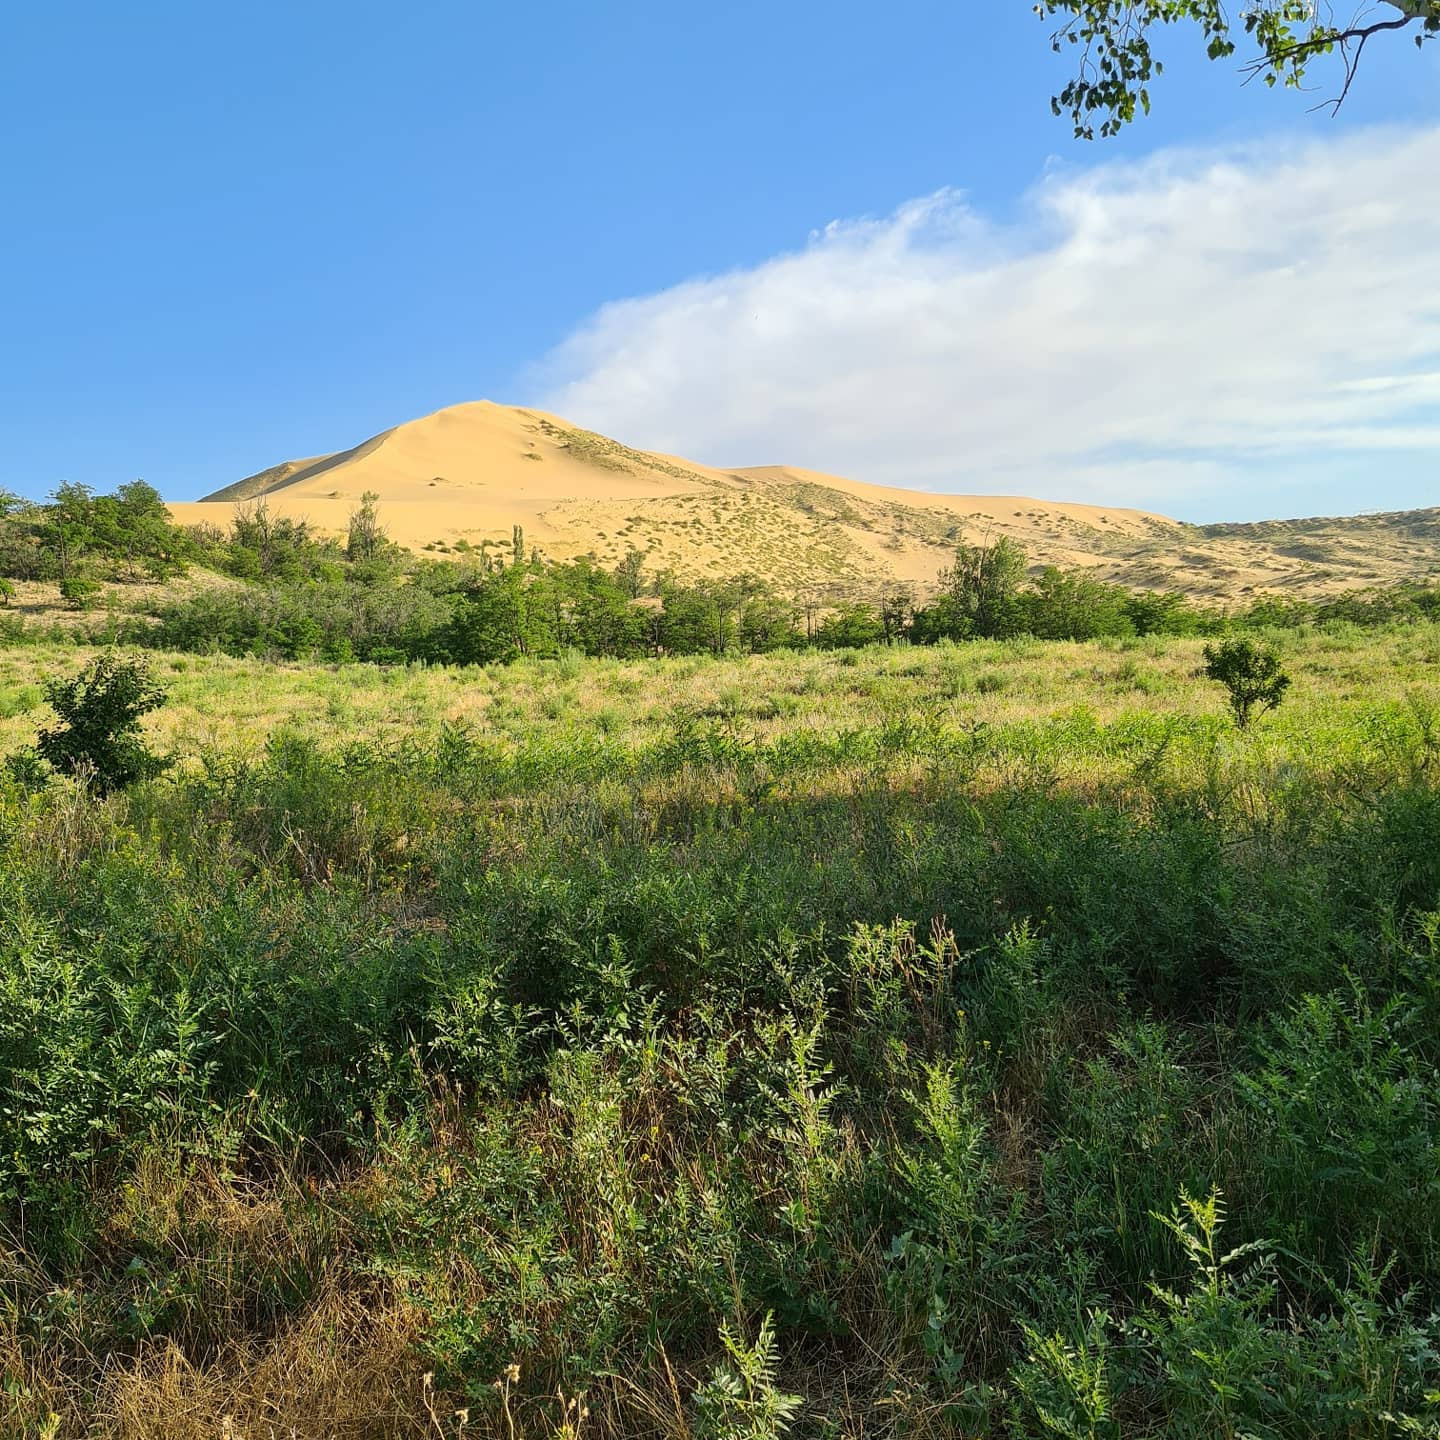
[133,541,1440,666]
[0,481,193,586]
[0,483,391,595]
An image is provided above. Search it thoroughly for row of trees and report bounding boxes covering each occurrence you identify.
[0,481,192,593]
[138,524,1440,666]
[0,484,400,599]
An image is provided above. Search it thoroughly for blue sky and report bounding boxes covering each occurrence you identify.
[2,1,1437,521]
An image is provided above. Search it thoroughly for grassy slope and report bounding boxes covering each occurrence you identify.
[3,626,1440,1437]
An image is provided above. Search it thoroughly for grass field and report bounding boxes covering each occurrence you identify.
[3,623,1440,1437]
[3,621,1438,762]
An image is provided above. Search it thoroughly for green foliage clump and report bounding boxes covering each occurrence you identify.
[1038,0,1439,141]
[0,479,195,584]
[34,651,168,792]
[211,500,341,582]
[912,532,1030,641]
[813,601,884,650]
[694,1315,801,1440]
[58,575,101,611]
[1203,636,1291,729]
[1021,565,1133,641]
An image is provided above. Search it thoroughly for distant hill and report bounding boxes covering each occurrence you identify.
[169,401,1440,600]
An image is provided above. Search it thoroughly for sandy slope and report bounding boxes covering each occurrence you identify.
[170,401,1178,593]
[168,400,1440,598]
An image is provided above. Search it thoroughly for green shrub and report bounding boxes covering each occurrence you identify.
[35,651,168,793]
[1203,637,1291,729]
[58,575,102,611]
[1236,982,1440,1272]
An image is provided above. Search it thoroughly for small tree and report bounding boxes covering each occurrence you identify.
[346,489,388,564]
[37,652,168,793]
[938,532,1028,639]
[814,601,885,650]
[46,480,96,582]
[1203,638,1290,730]
[880,586,913,644]
[613,545,647,599]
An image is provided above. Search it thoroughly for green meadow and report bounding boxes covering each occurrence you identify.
[3,623,1440,1437]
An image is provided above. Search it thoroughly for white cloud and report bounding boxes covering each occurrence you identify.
[535,128,1440,518]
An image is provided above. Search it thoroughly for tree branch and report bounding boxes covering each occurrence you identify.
[1238,12,1422,113]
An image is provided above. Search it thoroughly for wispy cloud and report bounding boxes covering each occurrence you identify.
[535,128,1440,519]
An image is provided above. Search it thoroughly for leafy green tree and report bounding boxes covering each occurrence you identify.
[36,652,169,793]
[658,580,740,655]
[880,587,913,644]
[446,565,555,664]
[45,481,96,582]
[613,545,648,599]
[814,601,885,649]
[795,582,844,644]
[91,480,191,579]
[549,559,647,657]
[0,481,193,583]
[739,591,802,653]
[1124,589,1204,637]
[908,592,973,645]
[1020,566,1132,641]
[1038,0,1439,139]
[1203,637,1291,730]
[346,489,389,565]
[0,489,39,581]
[937,533,1029,640]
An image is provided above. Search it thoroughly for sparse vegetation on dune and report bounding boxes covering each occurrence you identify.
[2,615,1439,1437]
[154,400,1440,598]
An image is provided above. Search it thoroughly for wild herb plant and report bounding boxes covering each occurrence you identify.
[694,1315,802,1440]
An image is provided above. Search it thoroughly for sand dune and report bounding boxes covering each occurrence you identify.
[169,400,1440,598]
[170,400,1181,594]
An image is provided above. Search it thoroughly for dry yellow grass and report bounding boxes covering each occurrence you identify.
[0,573,244,632]
[89,1292,428,1440]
